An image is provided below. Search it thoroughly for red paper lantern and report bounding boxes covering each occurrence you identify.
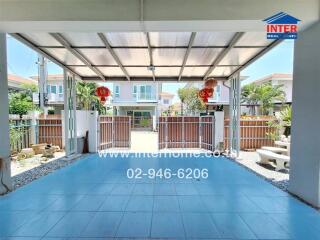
[95,86,110,103]
[204,78,218,89]
[198,88,215,104]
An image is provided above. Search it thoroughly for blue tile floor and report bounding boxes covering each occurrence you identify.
[1,153,320,239]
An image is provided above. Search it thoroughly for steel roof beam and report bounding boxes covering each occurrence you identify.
[39,45,266,49]
[145,32,156,81]
[97,33,131,81]
[50,33,105,81]
[10,33,81,79]
[228,40,282,78]
[203,32,244,80]
[66,64,243,68]
[82,76,228,82]
[178,32,196,81]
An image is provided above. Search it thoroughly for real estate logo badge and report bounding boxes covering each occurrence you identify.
[263,12,301,39]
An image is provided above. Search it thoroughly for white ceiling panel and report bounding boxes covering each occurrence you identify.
[98,67,125,76]
[125,67,153,76]
[186,48,223,65]
[69,66,97,77]
[210,66,239,76]
[78,48,117,65]
[63,33,104,46]
[22,33,62,46]
[153,49,186,66]
[149,32,191,46]
[193,32,235,46]
[182,67,209,77]
[235,32,273,46]
[106,32,147,46]
[219,48,263,66]
[155,67,180,77]
[42,48,85,65]
[114,49,149,65]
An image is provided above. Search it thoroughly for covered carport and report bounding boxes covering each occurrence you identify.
[0,0,319,210]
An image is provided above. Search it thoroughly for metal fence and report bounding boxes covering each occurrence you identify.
[99,116,131,150]
[9,118,33,153]
[224,119,275,150]
[158,116,215,151]
[37,118,63,148]
[9,115,63,153]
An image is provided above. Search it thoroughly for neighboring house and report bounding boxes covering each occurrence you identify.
[241,73,292,115]
[8,74,37,91]
[111,81,161,129]
[158,92,175,115]
[183,81,230,115]
[31,74,64,112]
[250,73,292,103]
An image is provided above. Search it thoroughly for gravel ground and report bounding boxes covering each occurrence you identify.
[228,151,289,191]
[12,154,82,190]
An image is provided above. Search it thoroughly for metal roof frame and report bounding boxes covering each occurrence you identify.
[10,31,282,82]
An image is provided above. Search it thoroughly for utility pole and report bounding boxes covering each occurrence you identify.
[37,54,48,114]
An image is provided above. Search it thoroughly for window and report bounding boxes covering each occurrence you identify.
[51,85,57,94]
[58,85,63,94]
[115,85,120,97]
[163,99,169,104]
[133,85,137,98]
[138,85,152,100]
[47,85,51,94]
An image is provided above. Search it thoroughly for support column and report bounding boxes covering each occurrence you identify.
[289,22,320,207]
[0,33,12,194]
[63,70,77,156]
[228,73,241,157]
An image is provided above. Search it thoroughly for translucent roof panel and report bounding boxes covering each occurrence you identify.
[193,32,235,46]
[155,67,180,77]
[78,48,117,65]
[106,32,147,47]
[219,48,263,66]
[22,33,62,47]
[15,31,278,81]
[98,67,125,76]
[235,32,274,47]
[182,67,209,77]
[153,49,186,66]
[149,32,191,46]
[42,48,85,65]
[114,49,149,65]
[186,48,223,66]
[125,67,153,77]
[210,66,239,77]
[63,33,104,47]
[69,66,97,77]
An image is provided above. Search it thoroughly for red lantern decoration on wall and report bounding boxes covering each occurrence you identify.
[95,86,111,104]
[198,88,211,103]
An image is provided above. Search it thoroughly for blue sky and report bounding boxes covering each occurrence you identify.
[7,35,294,101]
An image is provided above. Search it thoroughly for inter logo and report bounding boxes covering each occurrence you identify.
[263,12,301,40]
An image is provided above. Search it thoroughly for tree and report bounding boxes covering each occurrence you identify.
[241,83,260,115]
[9,92,35,116]
[177,87,205,115]
[76,82,106,114]
[178,88,187,115]
[241,83,286,115]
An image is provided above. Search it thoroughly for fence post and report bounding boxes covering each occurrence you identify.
[182,116,185,148]
[165,117,168,149]
[199,116,202,149]
[30,112,38,145]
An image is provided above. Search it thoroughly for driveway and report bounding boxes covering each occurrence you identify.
[0,153,319,239]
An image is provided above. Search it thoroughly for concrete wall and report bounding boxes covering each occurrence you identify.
[0,33,12,194]
[289,21,320,207]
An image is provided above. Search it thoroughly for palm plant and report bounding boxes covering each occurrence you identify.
[241,83,286,115]
[76,82,106,114]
